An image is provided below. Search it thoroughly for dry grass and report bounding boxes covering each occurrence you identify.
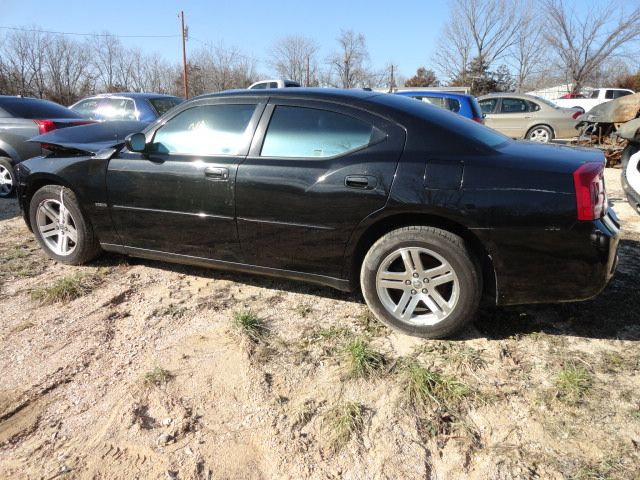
[143,367,174,387]
[232,310,267,342]
[323,401,365,453]
[342,337,386,379]
[31,272,102,304]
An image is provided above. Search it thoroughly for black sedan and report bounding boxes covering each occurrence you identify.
[14,89,620,338]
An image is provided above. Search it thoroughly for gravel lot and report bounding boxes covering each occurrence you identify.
[0,168,638,479]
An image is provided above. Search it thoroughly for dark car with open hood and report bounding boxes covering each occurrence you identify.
[15,89,620,338]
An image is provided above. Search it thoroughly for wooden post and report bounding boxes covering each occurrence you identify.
[181,11,189,99]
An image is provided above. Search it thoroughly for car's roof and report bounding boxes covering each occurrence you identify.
[395,90,474,100]
[83,92,181,100]
[478,92,540,100]
[196,88,381,102]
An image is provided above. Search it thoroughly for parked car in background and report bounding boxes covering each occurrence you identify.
[394,90,484,123]
[557,93,585,99]
[554,88,634,112]
[617,118,640,214]
[70,93,183,122]
[16,89,619,339]
[0,96,93,198]
[248,79,301,89]
[478,93,581,143]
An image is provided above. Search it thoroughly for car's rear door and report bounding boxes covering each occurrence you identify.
[490,97,532,138]
[235,99,406,279]
[106,98,265,262]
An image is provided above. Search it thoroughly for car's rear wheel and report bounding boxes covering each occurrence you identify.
[526,125,553,143]
[29,185,101,265]
[0,157,15,198]
[360,226,482,339]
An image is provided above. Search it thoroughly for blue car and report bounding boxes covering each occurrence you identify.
[394,90,484,123]
[70,93,183,122]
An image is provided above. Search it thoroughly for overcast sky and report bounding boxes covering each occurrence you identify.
[1,0,451,79]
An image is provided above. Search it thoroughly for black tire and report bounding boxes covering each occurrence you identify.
[526,125,553,143]
[0,157,15,198]
[360,226,482,339]
[29,185,101,265]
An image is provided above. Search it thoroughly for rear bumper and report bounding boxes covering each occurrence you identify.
[484,209,620,306]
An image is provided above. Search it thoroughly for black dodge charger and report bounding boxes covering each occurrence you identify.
[15,89,620,338]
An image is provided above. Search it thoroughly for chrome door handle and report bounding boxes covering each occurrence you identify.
[204,167,229,180]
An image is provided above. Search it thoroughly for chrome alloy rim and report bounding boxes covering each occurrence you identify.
[528,128,550,143]
[375,247,459,326]
[0,164,12,196]
[627,149,640,196]
[36,199,78,256]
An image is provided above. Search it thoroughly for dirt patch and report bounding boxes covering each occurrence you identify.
[0,168,638,479]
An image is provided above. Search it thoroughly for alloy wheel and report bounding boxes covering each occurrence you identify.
[375,247,459,326]
[528,128,550,143]
[36,199,78,256]
[0,164,13,197]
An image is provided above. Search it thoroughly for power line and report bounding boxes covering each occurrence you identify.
[0,25,180,39]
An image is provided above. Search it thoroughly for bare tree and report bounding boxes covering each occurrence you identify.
[435,0,521,83]
[327,30,371,88]
[269,35,319,86]
[45,36,93,104]
[188,43,258,96]
[544,0,640,92]
[90,34,125,91]
[510,5,545,91]
[434,15,473,83]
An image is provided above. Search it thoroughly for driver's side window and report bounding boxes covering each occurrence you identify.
[152,104,257,156]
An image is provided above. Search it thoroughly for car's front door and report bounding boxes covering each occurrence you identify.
[235,100,406,279]
[106,99,264,261]
[486,97,533,138]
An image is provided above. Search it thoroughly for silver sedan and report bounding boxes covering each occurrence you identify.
[478,93,581,142]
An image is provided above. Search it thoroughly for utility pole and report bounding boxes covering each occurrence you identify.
[306,56,310,87]
[180,11,189,99]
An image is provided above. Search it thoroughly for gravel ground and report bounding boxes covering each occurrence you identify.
[0,168,638,479]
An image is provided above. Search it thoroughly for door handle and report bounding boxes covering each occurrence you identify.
[204,167,229,180]
[345,175,377,189]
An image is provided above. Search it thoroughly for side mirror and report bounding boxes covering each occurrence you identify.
[125,132,147,152]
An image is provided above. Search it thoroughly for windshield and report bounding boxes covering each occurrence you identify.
[149,97,183,116]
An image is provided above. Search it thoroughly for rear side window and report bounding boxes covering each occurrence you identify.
[479,98,498,114]
[499,98,528,113]
[589,89,600,99]
[0,98,81,119]
[611,90,632,99]
[149,97,182,116]
[152,104,256,155]
[261,106,374,158]
[413,95,461,113]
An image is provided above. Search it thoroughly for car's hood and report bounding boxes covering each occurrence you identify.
[28,120,149,154]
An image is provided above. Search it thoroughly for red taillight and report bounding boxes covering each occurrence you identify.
[573,162,606,220]
[34,119,56,134]
[34,119,94,135]
[572,111,582,120]
[472,116,484,123]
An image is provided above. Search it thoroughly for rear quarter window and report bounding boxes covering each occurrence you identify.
[261,106,374,158]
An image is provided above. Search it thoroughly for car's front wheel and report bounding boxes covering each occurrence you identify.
[0,157,15,198]
[360,226,482,339]
[29,185,101,265]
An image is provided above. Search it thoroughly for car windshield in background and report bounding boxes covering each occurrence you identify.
[149,97,183,116]
[0,98,82,119]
